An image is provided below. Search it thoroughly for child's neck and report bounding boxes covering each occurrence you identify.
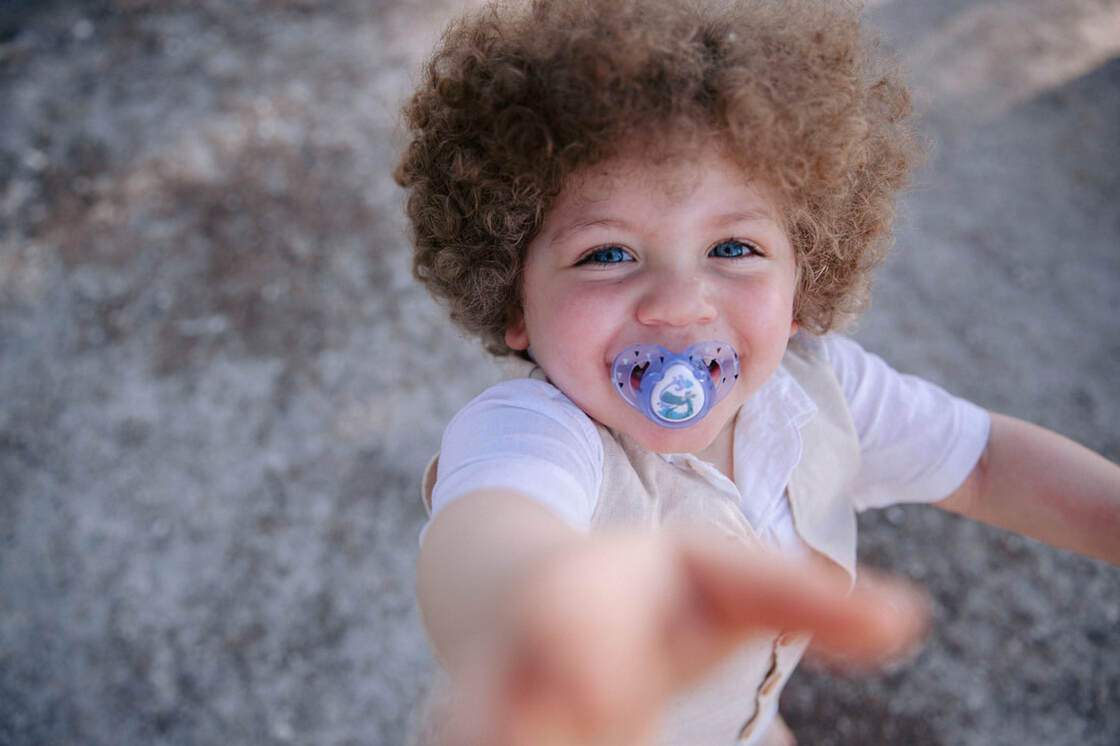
[691,419,736,481]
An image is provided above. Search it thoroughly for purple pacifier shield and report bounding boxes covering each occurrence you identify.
[610,342,740,428]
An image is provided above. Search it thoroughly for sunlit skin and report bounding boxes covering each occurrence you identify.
[505,146,799,475]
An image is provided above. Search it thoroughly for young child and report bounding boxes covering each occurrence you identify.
[395,1,1120,743]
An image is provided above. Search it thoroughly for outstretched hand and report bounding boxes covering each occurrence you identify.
[438,532,928,746]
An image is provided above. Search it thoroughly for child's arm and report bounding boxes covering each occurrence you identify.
[937,413,1120,565]
[416,489,584,675]
[418,489,927,745]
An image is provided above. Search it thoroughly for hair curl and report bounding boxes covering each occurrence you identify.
[395,0,921,355]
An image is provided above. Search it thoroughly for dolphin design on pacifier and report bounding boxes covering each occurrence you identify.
[610,342,740,428]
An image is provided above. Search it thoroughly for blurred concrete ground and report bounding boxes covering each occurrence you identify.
[0,1,1117,744]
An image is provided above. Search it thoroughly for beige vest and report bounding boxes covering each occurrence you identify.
[420,338,862,745]
[587,339,860,744]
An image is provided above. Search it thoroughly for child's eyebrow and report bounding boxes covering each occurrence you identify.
[544,217,631,246]
[545,209,777,246]
[708,208,778,228]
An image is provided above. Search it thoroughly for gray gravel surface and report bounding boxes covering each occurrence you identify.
[1,1,1117,745]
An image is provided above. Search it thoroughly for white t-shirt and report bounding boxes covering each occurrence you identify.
[428,335,990,546]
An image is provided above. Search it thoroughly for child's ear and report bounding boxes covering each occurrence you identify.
[789,319,799,338]
[505,312,530,351]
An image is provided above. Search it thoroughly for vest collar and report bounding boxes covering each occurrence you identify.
[730,362,817,533]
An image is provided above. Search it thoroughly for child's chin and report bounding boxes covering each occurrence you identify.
[625,417,722,455]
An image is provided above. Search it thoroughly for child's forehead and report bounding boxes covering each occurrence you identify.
[577,155,704,198]
[559,146,776,215]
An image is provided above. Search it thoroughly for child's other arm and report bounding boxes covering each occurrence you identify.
[937,413,1120,566]
[418,489,927,746]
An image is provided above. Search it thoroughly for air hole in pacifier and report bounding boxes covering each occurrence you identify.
[630,362,649,390]
[707,359,721,381]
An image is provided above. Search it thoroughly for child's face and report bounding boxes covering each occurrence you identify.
[506,145,799,455]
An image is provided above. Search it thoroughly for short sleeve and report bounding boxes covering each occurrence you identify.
[428,379,604,531]
[819,335,991,511]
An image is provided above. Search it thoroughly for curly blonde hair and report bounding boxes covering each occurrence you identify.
[396,0,921,355]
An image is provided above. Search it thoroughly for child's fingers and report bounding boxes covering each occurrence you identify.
[674,537,929,665]
[829,568,931,663]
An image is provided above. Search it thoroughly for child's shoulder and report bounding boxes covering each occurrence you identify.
[785,332,858,371]
[446,371,598,445]
[433,367,604,528]
[786,332,828,358]
[781,333,892,409]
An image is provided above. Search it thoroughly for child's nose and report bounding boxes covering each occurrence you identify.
[634,270,718,328]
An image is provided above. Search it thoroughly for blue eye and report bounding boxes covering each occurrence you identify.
[709,240,759,259]
[578,246,634,265]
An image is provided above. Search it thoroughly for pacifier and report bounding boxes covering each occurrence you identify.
[610,342,740,428]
